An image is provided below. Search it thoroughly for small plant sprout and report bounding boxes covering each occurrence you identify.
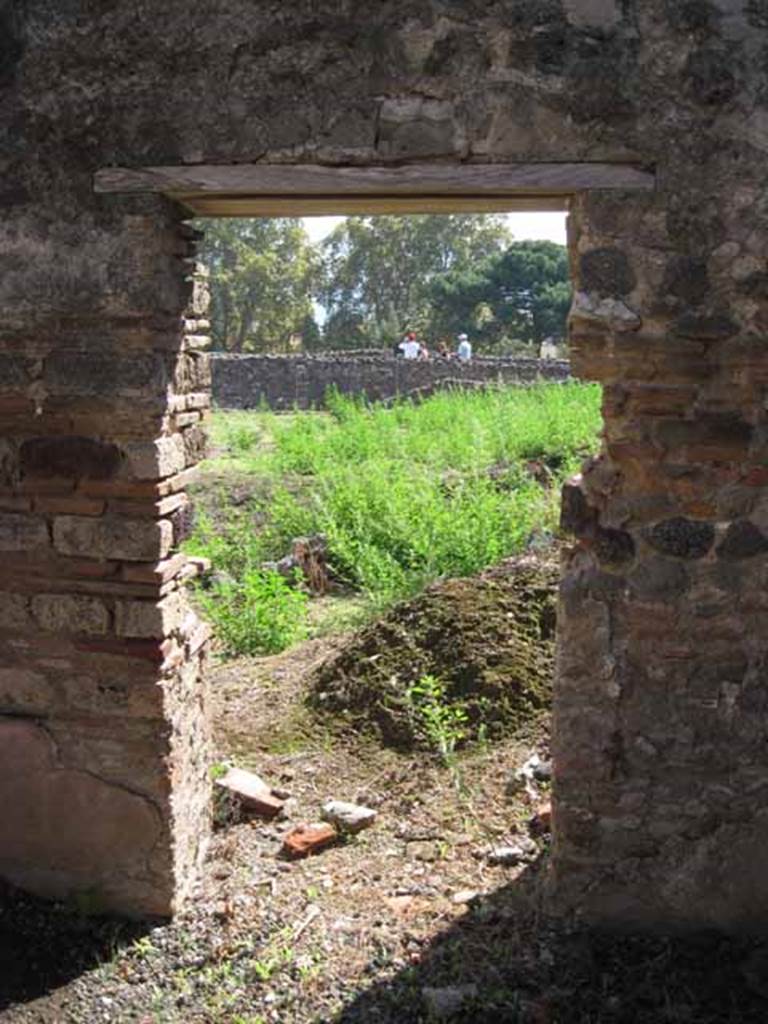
[405,673,469,766]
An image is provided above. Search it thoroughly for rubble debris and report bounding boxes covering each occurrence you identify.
[529,801,552,836]
[506,752,553,800]
[262,533,330,594]
[282,822,338,859]
[214,767,284,818]
[311,553,558,748]
[321,799,377,834]
[422,984,479,1020]
[451,889,479,905]
[487,836,538,866]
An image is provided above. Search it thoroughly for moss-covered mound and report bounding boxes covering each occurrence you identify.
[309,554,559,749]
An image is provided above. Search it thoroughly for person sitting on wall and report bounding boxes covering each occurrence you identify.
[399,331,421,359]
[436,339,450,358]
[418,342,430,361]
[457,333,472,362]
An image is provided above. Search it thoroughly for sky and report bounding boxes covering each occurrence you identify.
[302,211,567,245]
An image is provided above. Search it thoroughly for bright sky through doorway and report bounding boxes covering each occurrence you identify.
[302,211,567,246]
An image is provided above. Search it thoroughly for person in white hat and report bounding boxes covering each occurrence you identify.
[456,333,472,362]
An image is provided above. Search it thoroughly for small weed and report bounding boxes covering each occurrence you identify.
[405,674,468,767]
[131,935,156,960]
[196,568,308,657]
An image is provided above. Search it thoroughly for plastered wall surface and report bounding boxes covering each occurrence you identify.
[1,0,767,925]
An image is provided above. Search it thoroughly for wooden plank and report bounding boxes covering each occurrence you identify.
[180,194,570,217]
[94,161,655,197]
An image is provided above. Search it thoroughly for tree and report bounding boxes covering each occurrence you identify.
[319,214,512,348]
[427,239,571,352]
[196,218,318,352]
[299,312,323,352]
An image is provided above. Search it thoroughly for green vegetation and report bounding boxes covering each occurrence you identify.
[318,213,512,349]
[187,382,601,655]
[428,239,571,351]
[404,674,468,766]
[197,218,318,352]
[195,567,308,657]
[195,214,570,354]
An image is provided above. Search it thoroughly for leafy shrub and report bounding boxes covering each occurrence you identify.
[196,568,308,657]
[188,383,601,653]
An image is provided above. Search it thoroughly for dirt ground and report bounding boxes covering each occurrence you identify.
[2,635,768,1023]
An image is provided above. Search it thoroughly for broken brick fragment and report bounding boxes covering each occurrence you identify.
[282,822,338,859]
[529,801,552,837]
[215,767,284,818]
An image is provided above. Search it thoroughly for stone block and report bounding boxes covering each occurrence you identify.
[561,475,597,536]
[564,0,620,29]
[44,352,166,398]
[31,593,109,635]
[124,435,186,480]
[0,438,19,488]
[20,437,122,480]
[0,354,33,393]
[716,520,768,560]
[580,248,636,297]
[0,667,53,714]
[0,512,49,551]
[53,515,173,561]
[0,591,33,630]
[644,518,715,559]
[115,591,185,639]
[35,495,105,516]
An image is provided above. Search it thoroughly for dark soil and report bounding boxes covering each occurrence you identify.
[310,554,559,749]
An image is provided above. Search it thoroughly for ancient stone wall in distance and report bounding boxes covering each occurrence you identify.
[211,353,571,409]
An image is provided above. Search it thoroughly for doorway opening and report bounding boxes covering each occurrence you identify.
[174,201,599,1016]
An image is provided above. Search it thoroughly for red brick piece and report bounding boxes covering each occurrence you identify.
[529,801,552,837]
[282,823,338,859]
[215,767,284,818]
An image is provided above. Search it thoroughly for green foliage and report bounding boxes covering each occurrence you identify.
[187,383,600,658]
[319,214,512,348]
[428,239,571,351]
[195,215,570,356]
[405,674,468,764]
[196,568,308,657]
[196,218,318,352]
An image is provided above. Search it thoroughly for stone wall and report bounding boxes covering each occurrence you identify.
[2,0,768,927]
[0,197,214,914]
[211,353,571,409]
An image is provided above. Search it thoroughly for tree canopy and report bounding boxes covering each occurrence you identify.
[427,239,571,351]
[318,214,513,348]
[197,218,318,352]
[195,216,570,354]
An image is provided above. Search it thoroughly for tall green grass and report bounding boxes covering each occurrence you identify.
[187,382,601,652]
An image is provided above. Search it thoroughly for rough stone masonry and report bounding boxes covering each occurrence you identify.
[211,352,571,409]
[1,1,768,927]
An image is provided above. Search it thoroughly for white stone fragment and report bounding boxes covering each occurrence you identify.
[321,799,377,834]
[571,291,642,331]
[422,985,478,1020]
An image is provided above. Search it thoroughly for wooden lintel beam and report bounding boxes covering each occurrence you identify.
[178,194,571,217]
[94,161,655,199]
